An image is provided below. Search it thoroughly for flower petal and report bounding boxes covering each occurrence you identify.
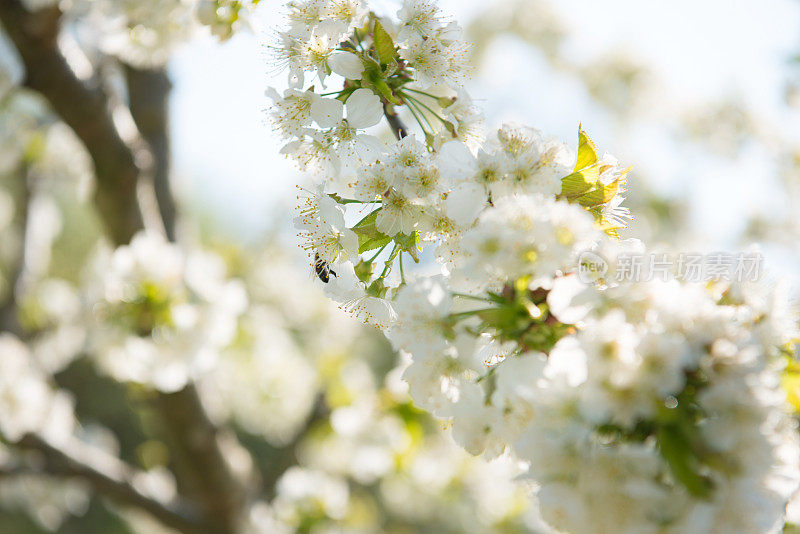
[445,182,485,227]
[345,88,383,129]
[311,97,344,128]
[329,51,365,80]
[436,140,476,182]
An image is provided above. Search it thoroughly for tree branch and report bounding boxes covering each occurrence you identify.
[152,385,250,534]
[125,64,177,241]
[12,433,204,534]
[0,0,144,245]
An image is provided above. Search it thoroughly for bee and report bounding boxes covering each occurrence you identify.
[314,253,337,283]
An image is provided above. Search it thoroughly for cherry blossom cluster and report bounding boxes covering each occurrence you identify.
[82,231,248,392]
[394,268,799,532]
[0,333,76,443]
[269,0,800,532]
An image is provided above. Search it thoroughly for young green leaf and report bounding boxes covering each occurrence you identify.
[577,181,618,208]
[575,126,599,171]
[353,210,393,253]
[373,19,397,66]
[560,168,599,199]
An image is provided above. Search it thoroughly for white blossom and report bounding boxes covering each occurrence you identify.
[84,232,247,392]
[0,334,76,443]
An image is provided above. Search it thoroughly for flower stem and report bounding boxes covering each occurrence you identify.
[447,308,495,320]
[403,93,447,125]
[452,292,492,302]
[366,243,389,264]
[339,198,380,204]
[403,87,441,99]
[403,98,433,137]
[399,96,430,138]
[378,243,401,280]
[406,96,436,132]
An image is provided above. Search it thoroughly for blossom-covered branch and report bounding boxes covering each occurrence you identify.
[267,1,800,532]
[122,64,250,533]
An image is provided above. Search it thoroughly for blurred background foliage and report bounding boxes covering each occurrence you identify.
[1,0,800,532]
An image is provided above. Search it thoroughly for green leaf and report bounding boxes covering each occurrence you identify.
[577,181,618,207]
[356,229,392,255]
[353,210,393,253]
[361,61,401,105]
[353,209,379,228]
[575,126,599,171]
[476,307,513,326]
[374,79,401,105]
[373,19,397,66]
[560,168,599,199]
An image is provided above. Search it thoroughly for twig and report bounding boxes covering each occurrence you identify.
[383,102,409,140]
